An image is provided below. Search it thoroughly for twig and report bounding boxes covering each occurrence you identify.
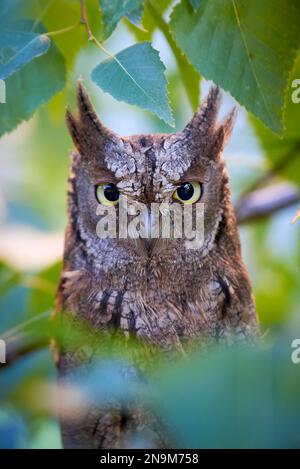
[80,0,114,58]
[240,141,300,199]
[235,140,300,224]
[2,311,51,365]
[235,182,300,224]
[292,207,300,224]
[80,0,165,116]
[45,22,79,37]
[5,335,49,364]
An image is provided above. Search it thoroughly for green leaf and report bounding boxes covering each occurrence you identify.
[0,31,50,80]
[170,0,300,134]
[0,0,27,26]
[127,0,172,41]
[99,0,145,39]
[0,409,27,449]
[126,0,200,113]
[0,262,29,334]
[0,30,66,137]
[0,262,21,297]
[91,42,174,126]
[126,5,144,29]
[251,51,300,188]
[146,1,200,112]
[152,342,300,448]
[0,2,51,81]
[0,349,53,403]
[189,0,201,10]
[27,262,61,317]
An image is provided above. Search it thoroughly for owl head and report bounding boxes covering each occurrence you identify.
[66,82,235,272]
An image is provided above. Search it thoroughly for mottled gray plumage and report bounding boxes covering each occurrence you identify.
[56,82,259,448]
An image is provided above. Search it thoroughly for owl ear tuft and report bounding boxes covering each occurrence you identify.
[76,80,109,136]
[184,86,221,137]
[210,107,236,156]
[183,86,236,160]
[66,107,82,149]
[66,80,121,159]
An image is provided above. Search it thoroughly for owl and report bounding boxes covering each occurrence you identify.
[55,82,259,448]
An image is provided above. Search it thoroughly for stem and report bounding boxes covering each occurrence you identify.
[79,0,155,107]
[240,141,300,198]
[32,0,55,32]
[80,0,115,59]
[45,22,79,37]
[235,140,300,224]
[3,311,51,365]
[235,182,300,225]
[292,207,300,224]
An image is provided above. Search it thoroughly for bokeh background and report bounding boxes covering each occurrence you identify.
[1,0,300,449]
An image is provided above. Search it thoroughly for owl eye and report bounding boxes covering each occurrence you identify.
[95,183,120,206]
[173,182,202,204]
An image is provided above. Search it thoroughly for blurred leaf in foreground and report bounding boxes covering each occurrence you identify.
[292,208,300,224]
[0,409,27,449]
[0,262,28,334]
[26,262,61,317]
[151,339,300,448]
[1,307,300,449]
[188,0,201,10]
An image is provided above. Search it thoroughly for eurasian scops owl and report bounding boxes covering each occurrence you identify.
[55,82,259,448]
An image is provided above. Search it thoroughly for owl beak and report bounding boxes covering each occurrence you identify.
[143,238,155,257]
[139,208,156,257]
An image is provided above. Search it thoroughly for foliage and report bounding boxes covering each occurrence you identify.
[251,53,300,187]
[0,0,300,449]
[1,311,300,448]
[171,0,300,134]
[1,0,300,133]
[92,42,174,125]
[99,0,145,39]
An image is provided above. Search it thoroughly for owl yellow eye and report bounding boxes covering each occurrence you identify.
[173,182,202,204]
[95,183,120,206]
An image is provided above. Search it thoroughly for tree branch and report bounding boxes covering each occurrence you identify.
[240,141,300,198]
[235,139,300,223]
[235,182,300,224]
[1,311,50,365]
[292,207,300,224]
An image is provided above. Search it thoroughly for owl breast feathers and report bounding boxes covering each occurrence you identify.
[56,82,259,448]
